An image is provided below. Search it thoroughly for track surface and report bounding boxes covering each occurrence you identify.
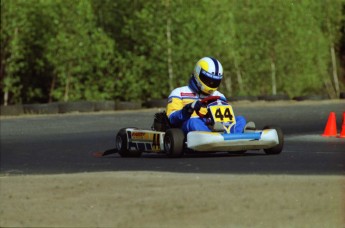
[1,101,344,175]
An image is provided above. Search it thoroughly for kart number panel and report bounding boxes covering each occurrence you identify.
[209,105,236,124]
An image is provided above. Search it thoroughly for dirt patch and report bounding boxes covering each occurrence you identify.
[0,172,344,228]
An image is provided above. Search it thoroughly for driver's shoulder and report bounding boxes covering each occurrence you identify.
[169,86,195,98]
[211,90,226,99]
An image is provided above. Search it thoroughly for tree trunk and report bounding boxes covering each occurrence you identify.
[271,59,276,95]
[166,0,173,91]
[4,92,8,106]
[49,75,56,103]
[234,59,243,93]
[323,77,337,98]
[330,43,339,98]
[224,73,232,97]
[64,72,70,102]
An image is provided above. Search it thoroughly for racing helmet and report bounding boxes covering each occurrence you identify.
[191,57,223,94]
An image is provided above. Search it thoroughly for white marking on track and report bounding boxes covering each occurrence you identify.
[286,134,345,142]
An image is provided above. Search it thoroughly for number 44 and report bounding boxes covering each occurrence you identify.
[215,108,233,121]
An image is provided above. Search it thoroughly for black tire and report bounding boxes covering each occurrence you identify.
[292,95,328,101]
[340,92,345,99]
[23,103,59,115]
[228,96,258,102]
[258,94,290,101]
[0,105,24,116]
[116,101,142,110]
[263,126,284,155]
[94,101,115,111]
[58,101,95,113]
[116,128,142,157]
[164,128,185,157]
[144,99,167,108]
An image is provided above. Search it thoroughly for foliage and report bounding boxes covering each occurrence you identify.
[44,0,117,102]
[0,0,344,104]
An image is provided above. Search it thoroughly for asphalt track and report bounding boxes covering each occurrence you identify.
[1,101,344,175]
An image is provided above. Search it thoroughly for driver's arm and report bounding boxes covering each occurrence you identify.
[167,97,189,126]
[167,97,201,127]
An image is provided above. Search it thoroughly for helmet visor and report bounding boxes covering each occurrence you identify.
[199,70,221,88]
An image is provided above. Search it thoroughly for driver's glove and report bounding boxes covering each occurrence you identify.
[182,100,202,116]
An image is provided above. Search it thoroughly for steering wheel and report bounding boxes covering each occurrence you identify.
[195,96,221,118]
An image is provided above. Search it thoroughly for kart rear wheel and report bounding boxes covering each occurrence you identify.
[116,128,142,157]
[164,128,185,157]
[263,126,284,155]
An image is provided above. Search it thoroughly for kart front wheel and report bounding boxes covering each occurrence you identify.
[263,126,284,155]
[164,128,185,157]
[116,128,142,157]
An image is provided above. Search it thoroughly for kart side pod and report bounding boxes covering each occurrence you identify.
[163,126,283,156]
[186,129,281,152]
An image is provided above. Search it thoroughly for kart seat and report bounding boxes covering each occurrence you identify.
[152,111,171,132]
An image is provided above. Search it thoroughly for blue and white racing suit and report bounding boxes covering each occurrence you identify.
[166,85,246,134]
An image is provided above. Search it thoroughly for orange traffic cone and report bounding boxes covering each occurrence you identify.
[322,112,337,137]
[338,112,345,138]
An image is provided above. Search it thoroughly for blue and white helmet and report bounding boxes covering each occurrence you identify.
[192,57,223,94]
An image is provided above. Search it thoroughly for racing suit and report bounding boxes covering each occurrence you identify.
[166,80,246,134]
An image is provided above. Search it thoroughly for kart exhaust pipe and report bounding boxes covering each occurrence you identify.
[93,148,118,157]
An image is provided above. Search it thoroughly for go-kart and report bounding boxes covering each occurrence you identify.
[95,96,284,158]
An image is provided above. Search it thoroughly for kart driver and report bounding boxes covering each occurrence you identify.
[166,56,247,134]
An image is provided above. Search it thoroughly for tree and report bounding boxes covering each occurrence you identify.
[315,0,344,98]
[44,0,116,102]
[1,0,344,104]
[1,0,29,105]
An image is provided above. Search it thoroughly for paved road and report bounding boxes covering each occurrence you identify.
[1,101,344,175]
